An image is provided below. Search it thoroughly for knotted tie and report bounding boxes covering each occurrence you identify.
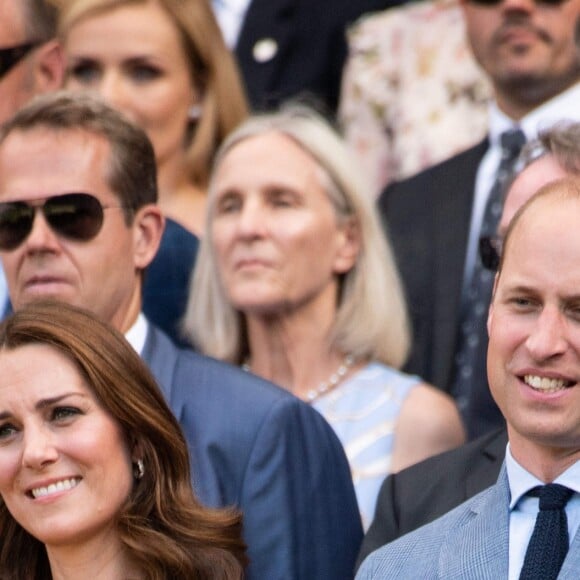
[519,483,574,580]
[453,128,526,438]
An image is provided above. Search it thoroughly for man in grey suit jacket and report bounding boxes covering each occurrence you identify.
[358,176,580,578]
[0,92,363,579]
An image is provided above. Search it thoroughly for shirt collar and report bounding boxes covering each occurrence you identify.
[488,81,580,148]
[506,443,580,509]
[124,312,148,355]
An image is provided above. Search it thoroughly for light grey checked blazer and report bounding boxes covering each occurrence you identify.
[357,465,580,579]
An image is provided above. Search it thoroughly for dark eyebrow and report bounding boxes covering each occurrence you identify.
[0,392,87,421]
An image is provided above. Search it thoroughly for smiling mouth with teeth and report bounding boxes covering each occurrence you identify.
[523,375,574,393]
[29,477,81,499]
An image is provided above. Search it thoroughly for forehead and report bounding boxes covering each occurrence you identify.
[501,196,580,282]
[0,0,25,43]
[216,132,323,185]
[0,127,115,202]
[0,343,89,403]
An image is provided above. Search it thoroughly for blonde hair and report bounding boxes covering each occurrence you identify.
[55,0,248,189]
[183,106,411,369]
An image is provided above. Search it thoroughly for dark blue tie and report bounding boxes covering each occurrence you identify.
[453,128,526,438]
[519,483,574,580]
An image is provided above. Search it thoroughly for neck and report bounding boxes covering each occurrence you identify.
[508,426,580,483]
[494,76,579,121]
[47,530,140,580]
[245,299,354,400]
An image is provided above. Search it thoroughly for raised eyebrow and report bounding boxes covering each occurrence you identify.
[0,393,87,421]
[35,393,87,411]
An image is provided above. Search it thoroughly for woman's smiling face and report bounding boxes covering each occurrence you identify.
[0,343,134,549]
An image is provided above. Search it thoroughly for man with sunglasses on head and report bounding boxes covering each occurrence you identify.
[0,91,363,580]
[379,0,580,441]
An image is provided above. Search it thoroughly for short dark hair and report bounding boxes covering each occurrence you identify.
[0,91,158,224]
[22,0,58,42]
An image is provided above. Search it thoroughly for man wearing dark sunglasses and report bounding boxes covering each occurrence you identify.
[379,0,580,440]
[0,0,63,320]
[0,91,364,580]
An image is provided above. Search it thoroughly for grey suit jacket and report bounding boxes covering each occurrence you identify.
[357,466,580,579]
[141,323,363,580]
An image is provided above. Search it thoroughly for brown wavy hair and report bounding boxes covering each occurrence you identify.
[0,301,246,579]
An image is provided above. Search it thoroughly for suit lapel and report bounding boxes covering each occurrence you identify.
[439,467,510,578]
[559,525,580,579]
[141,323,177,403]
[432,139,489,389]
[235,0,295,103]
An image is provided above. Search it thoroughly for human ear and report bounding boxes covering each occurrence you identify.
[133,205,165,271]
[33,40,65,93]
[333,217,361,274]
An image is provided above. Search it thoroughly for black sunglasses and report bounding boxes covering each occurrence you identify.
[0,42,41,80]
[469,0,568,5]
[0,193,122,251]
[479,235,503,272]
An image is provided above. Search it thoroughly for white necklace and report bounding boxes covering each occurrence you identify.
[243,354,355,404]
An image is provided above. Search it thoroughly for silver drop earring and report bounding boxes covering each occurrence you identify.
[134,459,145,480]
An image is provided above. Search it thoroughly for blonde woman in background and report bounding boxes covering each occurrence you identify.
[55,0,248,236]
[183,106,465,528]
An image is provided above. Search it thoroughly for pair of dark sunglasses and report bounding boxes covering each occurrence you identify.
[0,42,41,79]
[470,0,567,5]
[0,193,121,251]
[479,235,503,272]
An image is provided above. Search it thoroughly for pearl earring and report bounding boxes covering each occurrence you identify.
[134,459,145,480]
[188,104,202,121]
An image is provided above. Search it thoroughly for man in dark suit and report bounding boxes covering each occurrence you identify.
[380,0,580,439]
[0,92,363,580]
[358,122,580,569]
[214,0,403,114]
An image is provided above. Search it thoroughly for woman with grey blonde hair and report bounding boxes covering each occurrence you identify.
[183,106,465,528]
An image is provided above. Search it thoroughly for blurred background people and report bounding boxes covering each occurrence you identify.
[212,0,405,115]
[56,0,249,237]
[0,91,363,579]
[380,0,580,439]
[184,106,465,529]
[339,0,491,197]
[0,0,64,319]
[0,301,246,579]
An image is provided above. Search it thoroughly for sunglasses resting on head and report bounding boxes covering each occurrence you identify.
[0,193,124,250]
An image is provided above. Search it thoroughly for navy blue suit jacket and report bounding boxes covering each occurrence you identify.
[235,0,404,113]
[141,323,363,579]
[142,217,198,346]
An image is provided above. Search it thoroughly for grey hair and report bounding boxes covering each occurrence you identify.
[182,105,411,368]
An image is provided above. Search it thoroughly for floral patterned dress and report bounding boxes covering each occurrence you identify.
[339,0,491,197]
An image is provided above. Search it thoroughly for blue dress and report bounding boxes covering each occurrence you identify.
[312,362,419,529]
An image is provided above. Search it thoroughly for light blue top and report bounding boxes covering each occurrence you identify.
[312,362,419,529]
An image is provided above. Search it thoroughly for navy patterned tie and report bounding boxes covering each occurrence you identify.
[519,484,574,580]
[452,128,526,438]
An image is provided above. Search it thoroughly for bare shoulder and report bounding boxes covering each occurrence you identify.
[390,382,466,472]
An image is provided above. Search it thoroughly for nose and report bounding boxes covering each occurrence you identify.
[236,198,267,239]
[93,72,130,113]
[525,306,568,361]
[22,424,58,471]
[500,0,536,14]
[24,210,61,254]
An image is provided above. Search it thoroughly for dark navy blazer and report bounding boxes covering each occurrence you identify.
[142,217,198,346]
[142,323,363,580]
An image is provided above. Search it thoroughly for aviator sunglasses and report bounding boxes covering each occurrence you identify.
[0,193,123,251]
[0,42,41,79]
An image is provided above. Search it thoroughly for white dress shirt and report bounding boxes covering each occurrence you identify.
[462,81,580,295]
[124,312,148,355]
[211,0,252,49]
[506,444,580,580]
